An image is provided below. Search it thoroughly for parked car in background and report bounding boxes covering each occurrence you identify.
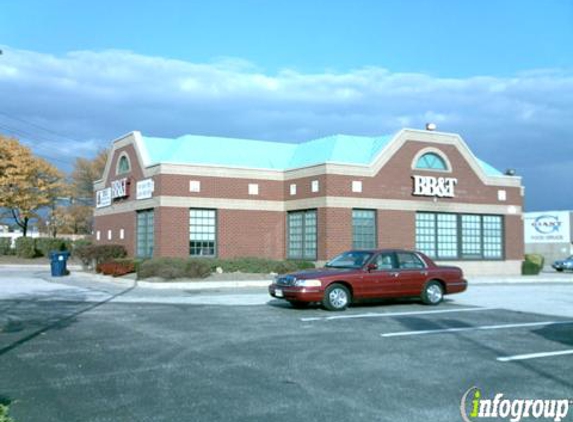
[552,256,573,272]
[269,249,467,311]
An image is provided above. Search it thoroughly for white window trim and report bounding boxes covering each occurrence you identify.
[116,152,131,175]
[107,229,112,240]
[352,180,363,193]
[311,180,319,193]
[290,184,297,196]
[248,183,259,195]
[96,230,101,241]
[498,190,507,202]
[411,147,452,173]
[190,180,201,192]
[120,228,125,240]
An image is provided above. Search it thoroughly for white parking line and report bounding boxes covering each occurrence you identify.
[300,307,497,322]
[381,320,573,338]
[497,349,573,362]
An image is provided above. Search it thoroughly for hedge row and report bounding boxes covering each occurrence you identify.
[0,238,13,255]
[73,244,127,267]
[12,237,72,258]
[136,257,315,280]
[137,258,212,280]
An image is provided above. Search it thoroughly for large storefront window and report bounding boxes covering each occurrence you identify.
[352,209,377,249]
[416,212,503,260]
[136,209,154,258]
[288,210,317,260]
[190,209,217,257]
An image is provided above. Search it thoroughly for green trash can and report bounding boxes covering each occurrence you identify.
[50,251,70,277]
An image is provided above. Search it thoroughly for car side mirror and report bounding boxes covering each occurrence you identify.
[366,263,378,272]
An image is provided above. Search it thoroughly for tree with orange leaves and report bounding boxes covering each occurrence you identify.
[0,134,65,236]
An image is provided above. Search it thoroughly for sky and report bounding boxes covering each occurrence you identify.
[0,0,572,211]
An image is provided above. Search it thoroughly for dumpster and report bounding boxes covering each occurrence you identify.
[49,251,70,277]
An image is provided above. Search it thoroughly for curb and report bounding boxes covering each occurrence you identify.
[137,280,272,290]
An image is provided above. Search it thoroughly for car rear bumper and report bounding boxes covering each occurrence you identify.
[446,279,468,294]
[268,284,323,302]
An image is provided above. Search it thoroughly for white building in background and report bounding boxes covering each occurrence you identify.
[524,211,573,264]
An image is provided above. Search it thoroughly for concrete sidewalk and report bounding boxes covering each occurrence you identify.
[72,269,573,290]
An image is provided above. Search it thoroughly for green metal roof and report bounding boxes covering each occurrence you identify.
[139,133,503,176]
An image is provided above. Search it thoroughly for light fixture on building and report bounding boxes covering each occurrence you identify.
[505,169,516,176]
[425,123,437,131]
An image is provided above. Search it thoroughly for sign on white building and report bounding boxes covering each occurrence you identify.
[136,179,155,200]
[524,211,571,244]
[96,187,112,208]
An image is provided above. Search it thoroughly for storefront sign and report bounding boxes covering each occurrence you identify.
[412,175,458,198]
[96,187,112,208]
[111,178,129,199]
[136,179,154,200]
[524,212,571,244]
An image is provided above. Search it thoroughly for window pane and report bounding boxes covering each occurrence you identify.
[288,210,317,260]
[190,209,217,257]
[352,209,376,249]
[416,153,447,170]
[416,213,436,258]
[136,209,154,258]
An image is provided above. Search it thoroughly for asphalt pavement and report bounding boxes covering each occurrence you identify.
[0,267,572,422]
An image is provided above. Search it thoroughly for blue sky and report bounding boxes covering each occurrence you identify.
[0,0,572,211]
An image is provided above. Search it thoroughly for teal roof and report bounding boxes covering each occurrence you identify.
[139,133,503,176]
[476,158,504,176]
[141,133,393,170]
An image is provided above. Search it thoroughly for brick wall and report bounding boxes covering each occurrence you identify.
[93,211,135,256]
[218,209,285,259]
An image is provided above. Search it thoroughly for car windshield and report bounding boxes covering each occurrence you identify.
[325,251,373,269]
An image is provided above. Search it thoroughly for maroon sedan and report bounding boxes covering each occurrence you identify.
[269,249,467,310]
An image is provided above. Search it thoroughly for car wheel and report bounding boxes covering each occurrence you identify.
[288,301,310,309]
[421,280,444,305]
[556,268,564,272]
[323,284,350,311]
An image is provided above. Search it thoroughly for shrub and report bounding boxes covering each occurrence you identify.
[73,244,127,269]
[0,404,14,422]
[0,238,12,255]
[202,257,315,274]
[522,253,544,275]
[15,237,37,258]
[137,258,211,280]
[98,259,137,277]
[35,237,70,257]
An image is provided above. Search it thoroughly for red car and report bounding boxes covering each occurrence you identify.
[269,249,467,310]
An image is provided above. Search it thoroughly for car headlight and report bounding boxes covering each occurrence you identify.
[294,279,322,287]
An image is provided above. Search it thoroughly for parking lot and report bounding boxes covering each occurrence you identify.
[1,268,572,422]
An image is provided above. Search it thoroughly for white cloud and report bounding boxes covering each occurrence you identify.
[0,45,571,210]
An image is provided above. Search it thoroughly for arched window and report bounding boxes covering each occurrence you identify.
[415,152,448,171]
[117,154,131,174]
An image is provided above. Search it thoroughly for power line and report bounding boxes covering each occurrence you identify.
[0,110,80,144]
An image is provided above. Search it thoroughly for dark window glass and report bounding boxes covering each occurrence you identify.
[118,155,130,174]
[136,209,154,258]
[416,212,504,260]
[190,209,216,257]
[352,209,377,249]
[397,252,426,269]
[288,210,317,260]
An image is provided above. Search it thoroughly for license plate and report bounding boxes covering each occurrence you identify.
[275,289,284,298]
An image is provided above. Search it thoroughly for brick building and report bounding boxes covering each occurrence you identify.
[93,128,524,275]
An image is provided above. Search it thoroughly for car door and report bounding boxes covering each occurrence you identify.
[394,252,429,295]
[359,252,400,298]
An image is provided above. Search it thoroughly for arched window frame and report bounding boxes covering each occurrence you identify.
[411,148,452,173]
[116,152,131,175]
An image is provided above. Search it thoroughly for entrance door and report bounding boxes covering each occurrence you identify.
[136,209,154,258]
